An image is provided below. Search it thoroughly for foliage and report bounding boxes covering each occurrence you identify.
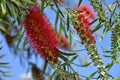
[0,41,11,79]
[0,0,120,80]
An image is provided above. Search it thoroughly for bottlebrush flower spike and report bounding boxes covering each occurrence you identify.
[24,5,69,63]
[73,4,96,45]
[72,4,109,77]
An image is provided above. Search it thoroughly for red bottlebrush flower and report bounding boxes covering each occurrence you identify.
[82,29,86,33]
[90,36,96,43]
[86,31,91,36]
[74,4,97,45]
[24,5,69,63]
[83,18,91,23]
[91,36,95,40]
[77,15,83,19]
[85,24,90,29]
[79,22,83,26]
[75,4,96,19]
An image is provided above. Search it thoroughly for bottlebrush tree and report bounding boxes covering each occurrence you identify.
[0,0,120,80]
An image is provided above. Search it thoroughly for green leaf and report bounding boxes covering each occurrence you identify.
[69,55,78,63]
[105,63,114,70]
[62,23,68,38]
[10,0,20,6]
[100,27,108,41]
[77,0,82,7]
[86,71,97,80]
[99,13,105,21]
[7,20,15,32]
[59,20,63,41]
[69,32,72,45]
[1,0,6,14]
[20,0,35,4]
[67,14,70,31]
[110,3,117,22]
[55,74,61,80]
[10,4,17,21]
[0,47,2,50]
[0,24,6,33]
[92,21,102,33]
[60,51,77,56]
[22,38,27,51]
[14,26,23,54]
[0,65,11,68]
[100,46,112,53]
[41,60,48,76]
[80,62,92,67]
[103,55,112,58]
[54,1,64,18]
[48,71,56,80]
[0,62,9,65]
[55,10,59,31]
[60,55,69,61]
[41,0,45,17]
[90,18,99,25]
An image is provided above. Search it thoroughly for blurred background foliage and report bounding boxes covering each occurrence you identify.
[0,0,120,80]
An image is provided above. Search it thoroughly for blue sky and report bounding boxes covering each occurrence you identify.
[0,0,120,80]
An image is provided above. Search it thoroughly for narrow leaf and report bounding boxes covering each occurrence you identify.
[0,25,6,33]
[59,20,63,41]
[10,4,17,21]
[48,71,56,80]
[78,0,82,7]
[22,38,27,51]
[92,21,102,33]
[0,62,9,65]
[69,55,78,63]
[41,0,45,16]
[60,55,69,61]
[69,32,72,45]
[0,65,11,68]
[60,51,76,56]
[41,60,48,76]
[86,71,97,80]
[100,27,108,41]
[55,10,59,31]
[14,27,24,54]
[90,18,99,25]
[1,0,6,14]
[67,14,70,31]
[54,1,64,18]
[80,62,92,67]
[20,0,35,4]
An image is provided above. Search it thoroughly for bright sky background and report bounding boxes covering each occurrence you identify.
[0,0,120,80]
